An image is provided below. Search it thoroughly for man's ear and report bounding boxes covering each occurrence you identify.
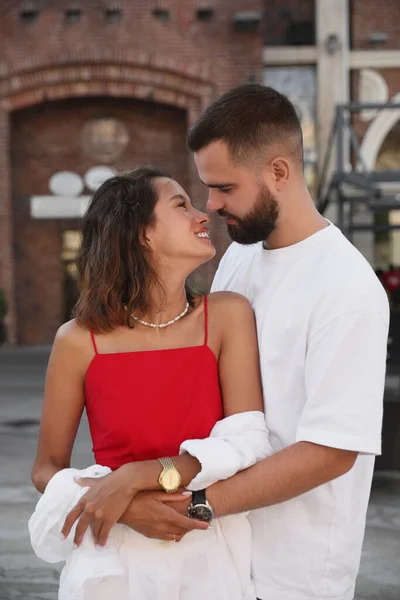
[271,157,290,189]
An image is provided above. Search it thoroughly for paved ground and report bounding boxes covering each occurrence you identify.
[0,345,399,600]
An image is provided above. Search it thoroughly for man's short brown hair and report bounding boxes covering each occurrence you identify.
[187,84,303,167]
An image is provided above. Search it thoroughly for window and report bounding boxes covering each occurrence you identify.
[20,1,39,24]
[105,8,123,23]
[153,9,170,21]
[65,9,82,24]
[196,9,213,21]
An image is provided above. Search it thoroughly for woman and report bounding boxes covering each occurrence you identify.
[29,167,271,600]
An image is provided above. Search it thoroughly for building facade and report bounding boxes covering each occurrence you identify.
[0,0,263,345]
[263,0,400,471]
[263,0,400,266]
[0,0,399,346]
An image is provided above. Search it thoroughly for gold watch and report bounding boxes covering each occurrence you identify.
[158,457,181,493]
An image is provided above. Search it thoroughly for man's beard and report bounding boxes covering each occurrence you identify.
[218,184,279,245]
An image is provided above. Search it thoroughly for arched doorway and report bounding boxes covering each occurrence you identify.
[0,51,216,345]
[11,96,189,344]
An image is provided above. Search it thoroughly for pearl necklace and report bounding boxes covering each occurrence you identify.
[130,301,190,329]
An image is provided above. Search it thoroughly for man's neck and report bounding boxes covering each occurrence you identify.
[264,213,328,250]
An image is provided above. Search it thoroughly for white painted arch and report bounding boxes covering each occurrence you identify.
[360,93,400,169]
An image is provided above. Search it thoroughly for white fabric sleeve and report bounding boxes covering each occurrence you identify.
[296,310,389,455]
[179,411,272,491]
[28,465,111,562]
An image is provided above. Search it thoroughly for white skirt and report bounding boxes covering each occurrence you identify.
[29,466,257,600]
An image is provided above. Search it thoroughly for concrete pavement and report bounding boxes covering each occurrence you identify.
[0,345,399,599]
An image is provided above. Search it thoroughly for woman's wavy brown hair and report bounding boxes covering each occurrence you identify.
[74,166,196,333]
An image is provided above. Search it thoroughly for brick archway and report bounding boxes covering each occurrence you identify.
[0,51,216,344]
[0,49,215,118]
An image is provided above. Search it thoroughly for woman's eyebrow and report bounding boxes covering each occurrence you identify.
[169,194,189,202]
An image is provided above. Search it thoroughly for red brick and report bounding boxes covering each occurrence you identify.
[351,0,400,50]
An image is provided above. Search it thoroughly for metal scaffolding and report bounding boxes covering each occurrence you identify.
[317,102,400,242]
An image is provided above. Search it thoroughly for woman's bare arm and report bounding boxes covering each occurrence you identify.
[214,291,264,416]
[31,321,91,493]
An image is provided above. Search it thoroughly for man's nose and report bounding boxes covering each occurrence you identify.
[206,192,224,213]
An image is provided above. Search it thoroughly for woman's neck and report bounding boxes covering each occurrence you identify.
[136,276,189,325]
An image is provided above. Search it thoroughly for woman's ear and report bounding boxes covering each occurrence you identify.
[139,226,152,248]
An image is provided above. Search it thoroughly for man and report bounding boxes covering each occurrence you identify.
[121,84,389,600]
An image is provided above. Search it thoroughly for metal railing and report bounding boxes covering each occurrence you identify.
[317,102,400,236]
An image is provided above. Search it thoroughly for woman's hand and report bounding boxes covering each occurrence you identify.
[61,464,137,548]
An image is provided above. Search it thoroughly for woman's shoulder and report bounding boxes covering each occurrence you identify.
[48,320,94,377]
[54,318,92,353]
[207,291,254,318]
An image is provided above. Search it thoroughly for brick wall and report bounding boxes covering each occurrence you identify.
[0,1,263,91]
[351,0,400,50]
[0,0,264,344]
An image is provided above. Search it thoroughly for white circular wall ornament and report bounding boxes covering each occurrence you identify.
[81,118,129,162]
[84,166,115,192]
[359,69,389,122]
[360,92,400,170]
[49,171,84,197]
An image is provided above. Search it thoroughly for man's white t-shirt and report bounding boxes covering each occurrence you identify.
[211,223,389,600]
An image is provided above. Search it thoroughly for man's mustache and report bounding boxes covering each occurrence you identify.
[217,209,238,222]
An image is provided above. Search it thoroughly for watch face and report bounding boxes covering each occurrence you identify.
[189,503,213,522]
[161,468,181,491]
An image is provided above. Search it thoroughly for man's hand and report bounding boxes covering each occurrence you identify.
[119,490,208,542]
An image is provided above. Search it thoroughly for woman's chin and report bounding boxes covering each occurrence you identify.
[203,247,216,265]
[190,245,216,265]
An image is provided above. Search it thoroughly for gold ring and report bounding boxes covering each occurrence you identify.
[173,534,176,542]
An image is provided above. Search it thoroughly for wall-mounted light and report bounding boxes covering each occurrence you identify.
[325,33,339,55]
[368,32,389,46]
[233,11,261,32]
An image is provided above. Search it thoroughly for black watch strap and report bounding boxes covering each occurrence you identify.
[192,489,206,505]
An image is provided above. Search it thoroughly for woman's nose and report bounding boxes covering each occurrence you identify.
[195,209,210,224]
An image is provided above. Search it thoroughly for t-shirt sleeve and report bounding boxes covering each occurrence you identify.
[296,309,389,455]
[210,264,223,293]
[210,244,235,293]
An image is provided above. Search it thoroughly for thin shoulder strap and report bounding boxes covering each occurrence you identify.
[203,294,209,346]
[90,331,98,355]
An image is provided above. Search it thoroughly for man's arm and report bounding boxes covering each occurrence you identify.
[119,441,356,539]
[209,306,388,515]
[207,441,357,516]
[121,306,388,538]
